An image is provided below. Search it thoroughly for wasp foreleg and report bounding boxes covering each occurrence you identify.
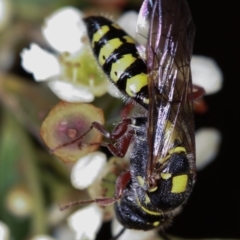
[60,171,131,210]
[191,84,205,100]
[91,119,134,157]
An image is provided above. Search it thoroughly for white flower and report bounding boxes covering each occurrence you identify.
[21,7,108,103]
[68,204,103,240]
[0,0,11,31]
[195,128,222,171]
[0,221,10,240]
[191,55,223,95]
[71,151,107,190]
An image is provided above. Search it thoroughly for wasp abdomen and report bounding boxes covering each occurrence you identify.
[84,16,149,108]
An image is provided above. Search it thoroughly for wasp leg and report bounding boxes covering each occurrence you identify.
[191,84,205,100]
[95,171,131,205]
[120,101,134,118]
[51,119,134,156]
[92,119,132,141]
[191,84,207,113]
[91,119,134,157]
[60,171,131,210]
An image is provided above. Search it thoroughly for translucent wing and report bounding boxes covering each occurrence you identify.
[137,0,196,182]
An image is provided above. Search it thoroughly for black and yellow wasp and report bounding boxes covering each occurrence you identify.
[63,0,204,237]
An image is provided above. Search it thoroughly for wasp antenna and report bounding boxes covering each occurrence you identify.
[59,199,96,211]
[50,124,95,153]
[50,136,84,153]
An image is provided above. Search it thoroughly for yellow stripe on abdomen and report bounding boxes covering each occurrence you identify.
[110,54,137,82]
[126,73,148,98]
[98,38,123,66]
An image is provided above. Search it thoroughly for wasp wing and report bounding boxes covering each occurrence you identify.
[137,0,196,180]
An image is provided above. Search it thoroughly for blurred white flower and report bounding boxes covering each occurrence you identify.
[0,0,11,31]
[191,55,223,95]
[53,223,76,240]
[196,128,222,170]
[117,11,138,38]
[5,185,33,217]
[29,235,56,240]
[68,204,103,240]
[0,221,10,240]
[20,7,108,103]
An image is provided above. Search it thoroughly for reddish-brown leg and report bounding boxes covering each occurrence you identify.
[120,101,134,118]
[52,118,135,157]
[191,84,205,100]
[60,171,131,210]
[91,119,135,157]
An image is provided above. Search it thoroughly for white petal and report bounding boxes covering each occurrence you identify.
[68,204,103,240]
[191,56,223,95]
[20,44,60,80]
[29,235,56,240]
[117,11,138,38]
[71,152,107,190]
[48,80,94,102]
[42,7,86,53]
[0,221,10,240]
[196,128,222,171]
[112,218,158,240]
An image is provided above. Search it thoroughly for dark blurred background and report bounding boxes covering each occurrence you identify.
[170,0,240,238]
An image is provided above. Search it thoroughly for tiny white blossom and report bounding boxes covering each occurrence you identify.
[68,204,103,240]
[196,128,222,171]
[21,44,60,80]
[0,221,10,240]
[71,152,107,190]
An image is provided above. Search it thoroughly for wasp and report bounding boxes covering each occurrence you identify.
[62,0,204,237]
